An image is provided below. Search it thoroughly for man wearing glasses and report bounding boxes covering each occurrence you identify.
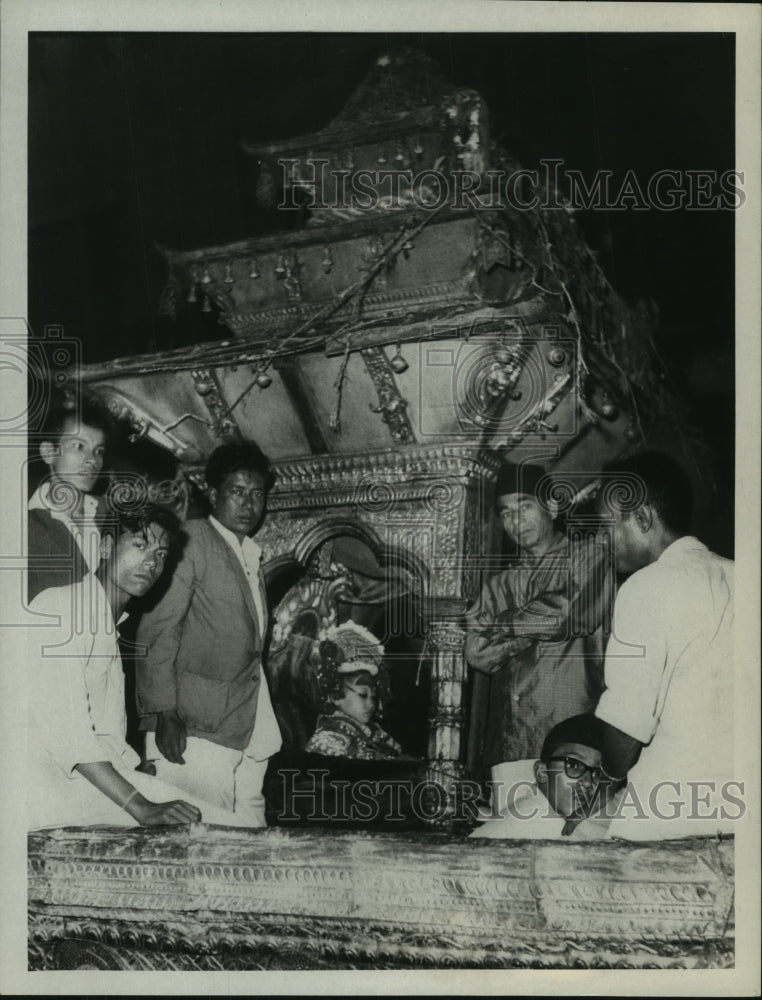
[469,713,619,839]
[135,442,282,826]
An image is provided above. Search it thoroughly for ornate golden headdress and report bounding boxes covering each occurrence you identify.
[316,621,388,710]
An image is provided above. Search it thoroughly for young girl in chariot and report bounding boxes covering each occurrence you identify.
[304,621,404,761]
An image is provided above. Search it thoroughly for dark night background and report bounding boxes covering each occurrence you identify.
[27,32,736,553]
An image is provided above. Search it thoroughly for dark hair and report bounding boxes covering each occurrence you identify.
[41,396,111,446]
[600,451,693,535]
[493,462,551,517]
[540,713,605,761]
[97,500,181,546]
[205,441,274,492]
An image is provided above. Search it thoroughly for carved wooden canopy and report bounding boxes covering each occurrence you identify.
[70,49,666,480]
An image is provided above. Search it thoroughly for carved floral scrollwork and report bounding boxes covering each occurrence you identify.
[27,826,736,971]
[268,444,500,498]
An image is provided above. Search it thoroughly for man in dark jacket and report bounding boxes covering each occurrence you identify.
[135,442,282,826]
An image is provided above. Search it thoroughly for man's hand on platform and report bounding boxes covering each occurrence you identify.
[74,759,201,825]
[127,796,202,826]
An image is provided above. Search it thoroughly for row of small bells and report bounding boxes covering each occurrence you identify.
[187,226,416,304]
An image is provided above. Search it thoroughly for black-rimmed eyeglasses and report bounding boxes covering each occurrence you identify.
[545,756,603,782]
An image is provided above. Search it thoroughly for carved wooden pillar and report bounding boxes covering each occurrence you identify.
[424,598,469,820]
[254,447,501,829]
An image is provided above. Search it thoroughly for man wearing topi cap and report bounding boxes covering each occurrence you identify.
[469,713,620,839]
[466,461,612,814]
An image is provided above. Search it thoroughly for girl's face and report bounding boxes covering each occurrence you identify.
[334,679,376,725]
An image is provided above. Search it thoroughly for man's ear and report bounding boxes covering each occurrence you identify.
[208,487,217,510]
[98,533,114,564]
[634,504,653,533]
[534,760,547,786]
[39,440,57,467]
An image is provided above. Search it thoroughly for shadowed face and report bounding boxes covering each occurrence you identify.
[41,417,105,495]
[104,522,171,604]
[334,678,376,726]
[209,468,267,541]
[497,493,556,554]
[535,741,603,819]
[609,508,650,575]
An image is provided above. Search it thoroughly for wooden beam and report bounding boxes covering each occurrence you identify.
[73,303,549,383]
[272,358,330,455]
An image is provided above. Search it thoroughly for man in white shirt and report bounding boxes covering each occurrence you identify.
[27,500,242,829]
[136,442,282,826]
[28,398,109,601]
[594,451,737,839]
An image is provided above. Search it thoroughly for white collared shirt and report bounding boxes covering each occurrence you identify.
[29,480,101,572]
[207,516,281,760]
[596,536,735,837]
[208,515,265,635]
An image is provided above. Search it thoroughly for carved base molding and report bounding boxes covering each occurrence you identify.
[28,916,735,971]
[29,826,734,971]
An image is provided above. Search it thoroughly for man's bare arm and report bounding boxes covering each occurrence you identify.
[74,761,201,825]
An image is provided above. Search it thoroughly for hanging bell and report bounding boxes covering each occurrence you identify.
[201,266,212,285]
[599,392,619,420]
[413,138,424,158]
[194,377,214,397]
[187,283,197,304]
[377,146,387,164]
[256,370,272,389]
[389,346,409,375]
[249,259,260,279]
[344,148,355,170]
[202,295,212,313]
[274,255,286,278]
[322,247,334,273]
[224,261,235,285]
